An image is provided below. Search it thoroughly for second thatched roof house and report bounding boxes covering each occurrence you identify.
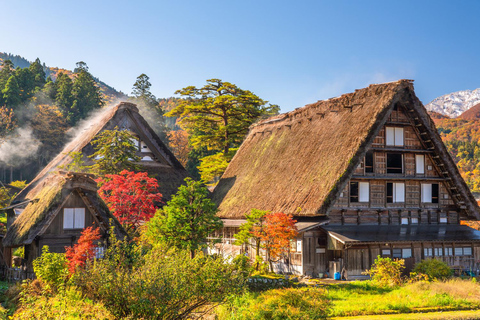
[212,80,480,278]
[14,101,188,204]
[3,171,127,270]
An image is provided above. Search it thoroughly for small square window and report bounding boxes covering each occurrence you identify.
[439,217,447,224]
[401,218,409,225]
[445,247,453,256]
[382,249,391,256]
[424,248,433,257]
[392,248,402,258]
[63,208,85,229]
[402,248,412,258]
[411,217,419,224]
[454,248,463,256]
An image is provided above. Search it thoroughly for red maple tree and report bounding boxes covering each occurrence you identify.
[65,226,101,274]
[96,170,163,232]
[256,212,298,269]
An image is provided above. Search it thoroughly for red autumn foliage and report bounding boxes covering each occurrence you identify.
[255,212,298,261]
[65,226,101,274]
[96,170,163,231]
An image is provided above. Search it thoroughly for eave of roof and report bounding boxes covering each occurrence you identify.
[322,224,480,244]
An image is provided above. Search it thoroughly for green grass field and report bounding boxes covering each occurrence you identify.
[327,280,480,318]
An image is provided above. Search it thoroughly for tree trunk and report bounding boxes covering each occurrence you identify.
[223,111,229,155]
[255,240,261,270]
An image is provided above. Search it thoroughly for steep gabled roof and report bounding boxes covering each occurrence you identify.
[15,102,187,203]
[3,171,127,247]
[213,80,480,219]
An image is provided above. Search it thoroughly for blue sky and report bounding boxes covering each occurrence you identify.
[1,1,479,112]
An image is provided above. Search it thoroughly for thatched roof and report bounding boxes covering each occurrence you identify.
[3,171,127,247]
[213,80,480,219]
[15,102,187,203]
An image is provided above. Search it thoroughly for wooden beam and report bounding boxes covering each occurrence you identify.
[351,175,449,181]
[369,147,433,154]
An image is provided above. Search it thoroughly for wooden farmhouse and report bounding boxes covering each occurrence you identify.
[1,101,187,271]
[2,171,127,270]
[212,80,480,279]
[14,101,188,204]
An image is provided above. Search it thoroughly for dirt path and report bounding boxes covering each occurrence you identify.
[330,309,480,320]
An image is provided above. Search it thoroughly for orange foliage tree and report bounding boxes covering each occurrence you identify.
[168,130,191,167]
[65,226,101,274]
[254,212,298,271]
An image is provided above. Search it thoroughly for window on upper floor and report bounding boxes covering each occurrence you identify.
[421,183,439,203]
[63,208,85,229]
[350,181,369,203]
[365,151,374,173]
[386,182,405,203]
[415,154,425,174]
[386,127,404,146]
[387,153,403,174]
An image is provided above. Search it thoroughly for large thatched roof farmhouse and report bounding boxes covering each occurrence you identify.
[213,80,480,278]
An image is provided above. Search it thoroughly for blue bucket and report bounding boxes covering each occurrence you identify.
[334,272,341,280]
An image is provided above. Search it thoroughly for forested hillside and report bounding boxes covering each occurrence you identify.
[433,110,480,194]
[0,53,158,183]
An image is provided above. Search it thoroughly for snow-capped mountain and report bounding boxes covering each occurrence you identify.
[425,88,480,118]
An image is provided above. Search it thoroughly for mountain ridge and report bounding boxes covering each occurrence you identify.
[0,52,127,104]
[425,88,480,118]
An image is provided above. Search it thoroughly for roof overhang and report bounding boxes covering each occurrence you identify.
[0,199,33,211]
[322,224,480,245]
[221,218,329,232]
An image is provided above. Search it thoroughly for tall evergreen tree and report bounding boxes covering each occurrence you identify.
[55,72,74,118]
[132,73,157,107]
[16,68,35,102]
[131,73,168,143]
[29,58,46,91]
[2,75,22,108]
[0,60,15,105]
[70,62,104,125]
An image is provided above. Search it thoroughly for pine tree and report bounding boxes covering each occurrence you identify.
[15,68,35,102]
[55,72,74,119]
[29,58,46,90]
[71,63,104,125]
[2,75,22,108]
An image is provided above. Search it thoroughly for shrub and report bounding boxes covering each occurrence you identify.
[14,286,113,319]
[74,241,246,319]
[232,254,253,277]
[32,246,68,292]
[217,287,331,320]
[364,256,404,287]
[412,259,453,281]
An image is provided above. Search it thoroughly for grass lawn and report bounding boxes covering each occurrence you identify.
[327,280,480,318]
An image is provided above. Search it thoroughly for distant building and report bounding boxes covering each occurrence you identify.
[3,171,127,270]
[212,80,480,279]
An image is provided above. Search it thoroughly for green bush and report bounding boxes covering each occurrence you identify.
[413,259,453,281]
[74,240,247,319]
[14,285,113,319]
[217,287,331,320]
[232,254,253,277]
[364,256,404,287]
[32,246,68,292]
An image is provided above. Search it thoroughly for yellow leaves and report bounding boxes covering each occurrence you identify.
[167,130,191,167]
